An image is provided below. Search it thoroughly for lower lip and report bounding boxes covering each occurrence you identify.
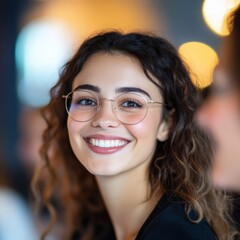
[86,142,128,154]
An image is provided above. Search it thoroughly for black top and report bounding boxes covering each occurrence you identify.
[101,193,216,240]
[135,193,216,239]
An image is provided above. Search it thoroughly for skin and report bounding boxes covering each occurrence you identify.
[67,52,171,239]
[196,50,240,191]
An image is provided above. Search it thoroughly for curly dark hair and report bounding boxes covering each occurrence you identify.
[32,31,235,240]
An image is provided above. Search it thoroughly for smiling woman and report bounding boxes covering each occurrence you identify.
[33,31,236,239]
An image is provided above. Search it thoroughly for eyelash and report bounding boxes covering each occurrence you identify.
[119,99,143,108]
[76,97,97,106]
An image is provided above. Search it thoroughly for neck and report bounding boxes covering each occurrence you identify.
[95,165,160,240]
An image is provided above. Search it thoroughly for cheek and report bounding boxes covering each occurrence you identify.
[127,114,160,139]
[128,124,148,138]
[67,118,78,138]
[67,118,89,163]
[67,118,85,147]
[67,118,78,152]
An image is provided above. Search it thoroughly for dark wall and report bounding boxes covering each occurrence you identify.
[0,0,29,193]
[155,0,221,50]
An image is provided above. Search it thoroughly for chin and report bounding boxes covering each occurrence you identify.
[86,164,123,177]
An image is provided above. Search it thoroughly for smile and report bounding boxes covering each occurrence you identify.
[84,136,130,154]
[88,138,128,148]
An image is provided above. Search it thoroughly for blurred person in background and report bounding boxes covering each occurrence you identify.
[0,152,39,240]
[196,5,240,192]
[33,31,235,240]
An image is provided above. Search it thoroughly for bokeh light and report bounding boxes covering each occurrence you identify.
[179,41,219,88]
[23,0,161,45]
[202,0,240,36]
[15,18,76,107]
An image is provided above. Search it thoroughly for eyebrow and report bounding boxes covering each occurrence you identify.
[116,87,151,98]
[73,84,151,98]
[74,84,100,93]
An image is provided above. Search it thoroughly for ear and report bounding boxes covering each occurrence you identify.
[157,110,174,142]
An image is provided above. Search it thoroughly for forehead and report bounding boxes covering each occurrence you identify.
[72,52,162,99]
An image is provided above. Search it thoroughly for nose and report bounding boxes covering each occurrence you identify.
[91,99,120,128]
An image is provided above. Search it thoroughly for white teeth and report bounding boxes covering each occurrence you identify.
[89,139,127,148]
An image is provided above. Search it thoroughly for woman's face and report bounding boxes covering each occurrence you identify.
[196,44,240,190]
[67,52,170,177]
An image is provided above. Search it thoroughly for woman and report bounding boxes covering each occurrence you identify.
[33,31,234,239]
[196,5,240,191]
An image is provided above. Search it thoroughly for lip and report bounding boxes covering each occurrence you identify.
[84,134,130,154]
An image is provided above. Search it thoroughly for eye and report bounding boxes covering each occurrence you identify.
[74,97,97,106]
[121,99,142,108]
[116,95,145,111]
[76,98,97,106]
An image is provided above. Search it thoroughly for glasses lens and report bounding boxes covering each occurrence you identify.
[114,93,148,124]
[66,90,98,122]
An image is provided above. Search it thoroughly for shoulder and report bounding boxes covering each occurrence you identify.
[136,194,216,240]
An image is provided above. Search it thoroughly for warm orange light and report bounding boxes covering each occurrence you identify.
[179,42,219,88]
[23,0,161,46]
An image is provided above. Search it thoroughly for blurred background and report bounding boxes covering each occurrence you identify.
[1,0,239,205]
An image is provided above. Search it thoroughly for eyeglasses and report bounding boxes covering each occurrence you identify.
[62,89,164,125]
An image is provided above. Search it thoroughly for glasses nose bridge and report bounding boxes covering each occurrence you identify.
[98,97,116,112]
[92,97,120,127]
